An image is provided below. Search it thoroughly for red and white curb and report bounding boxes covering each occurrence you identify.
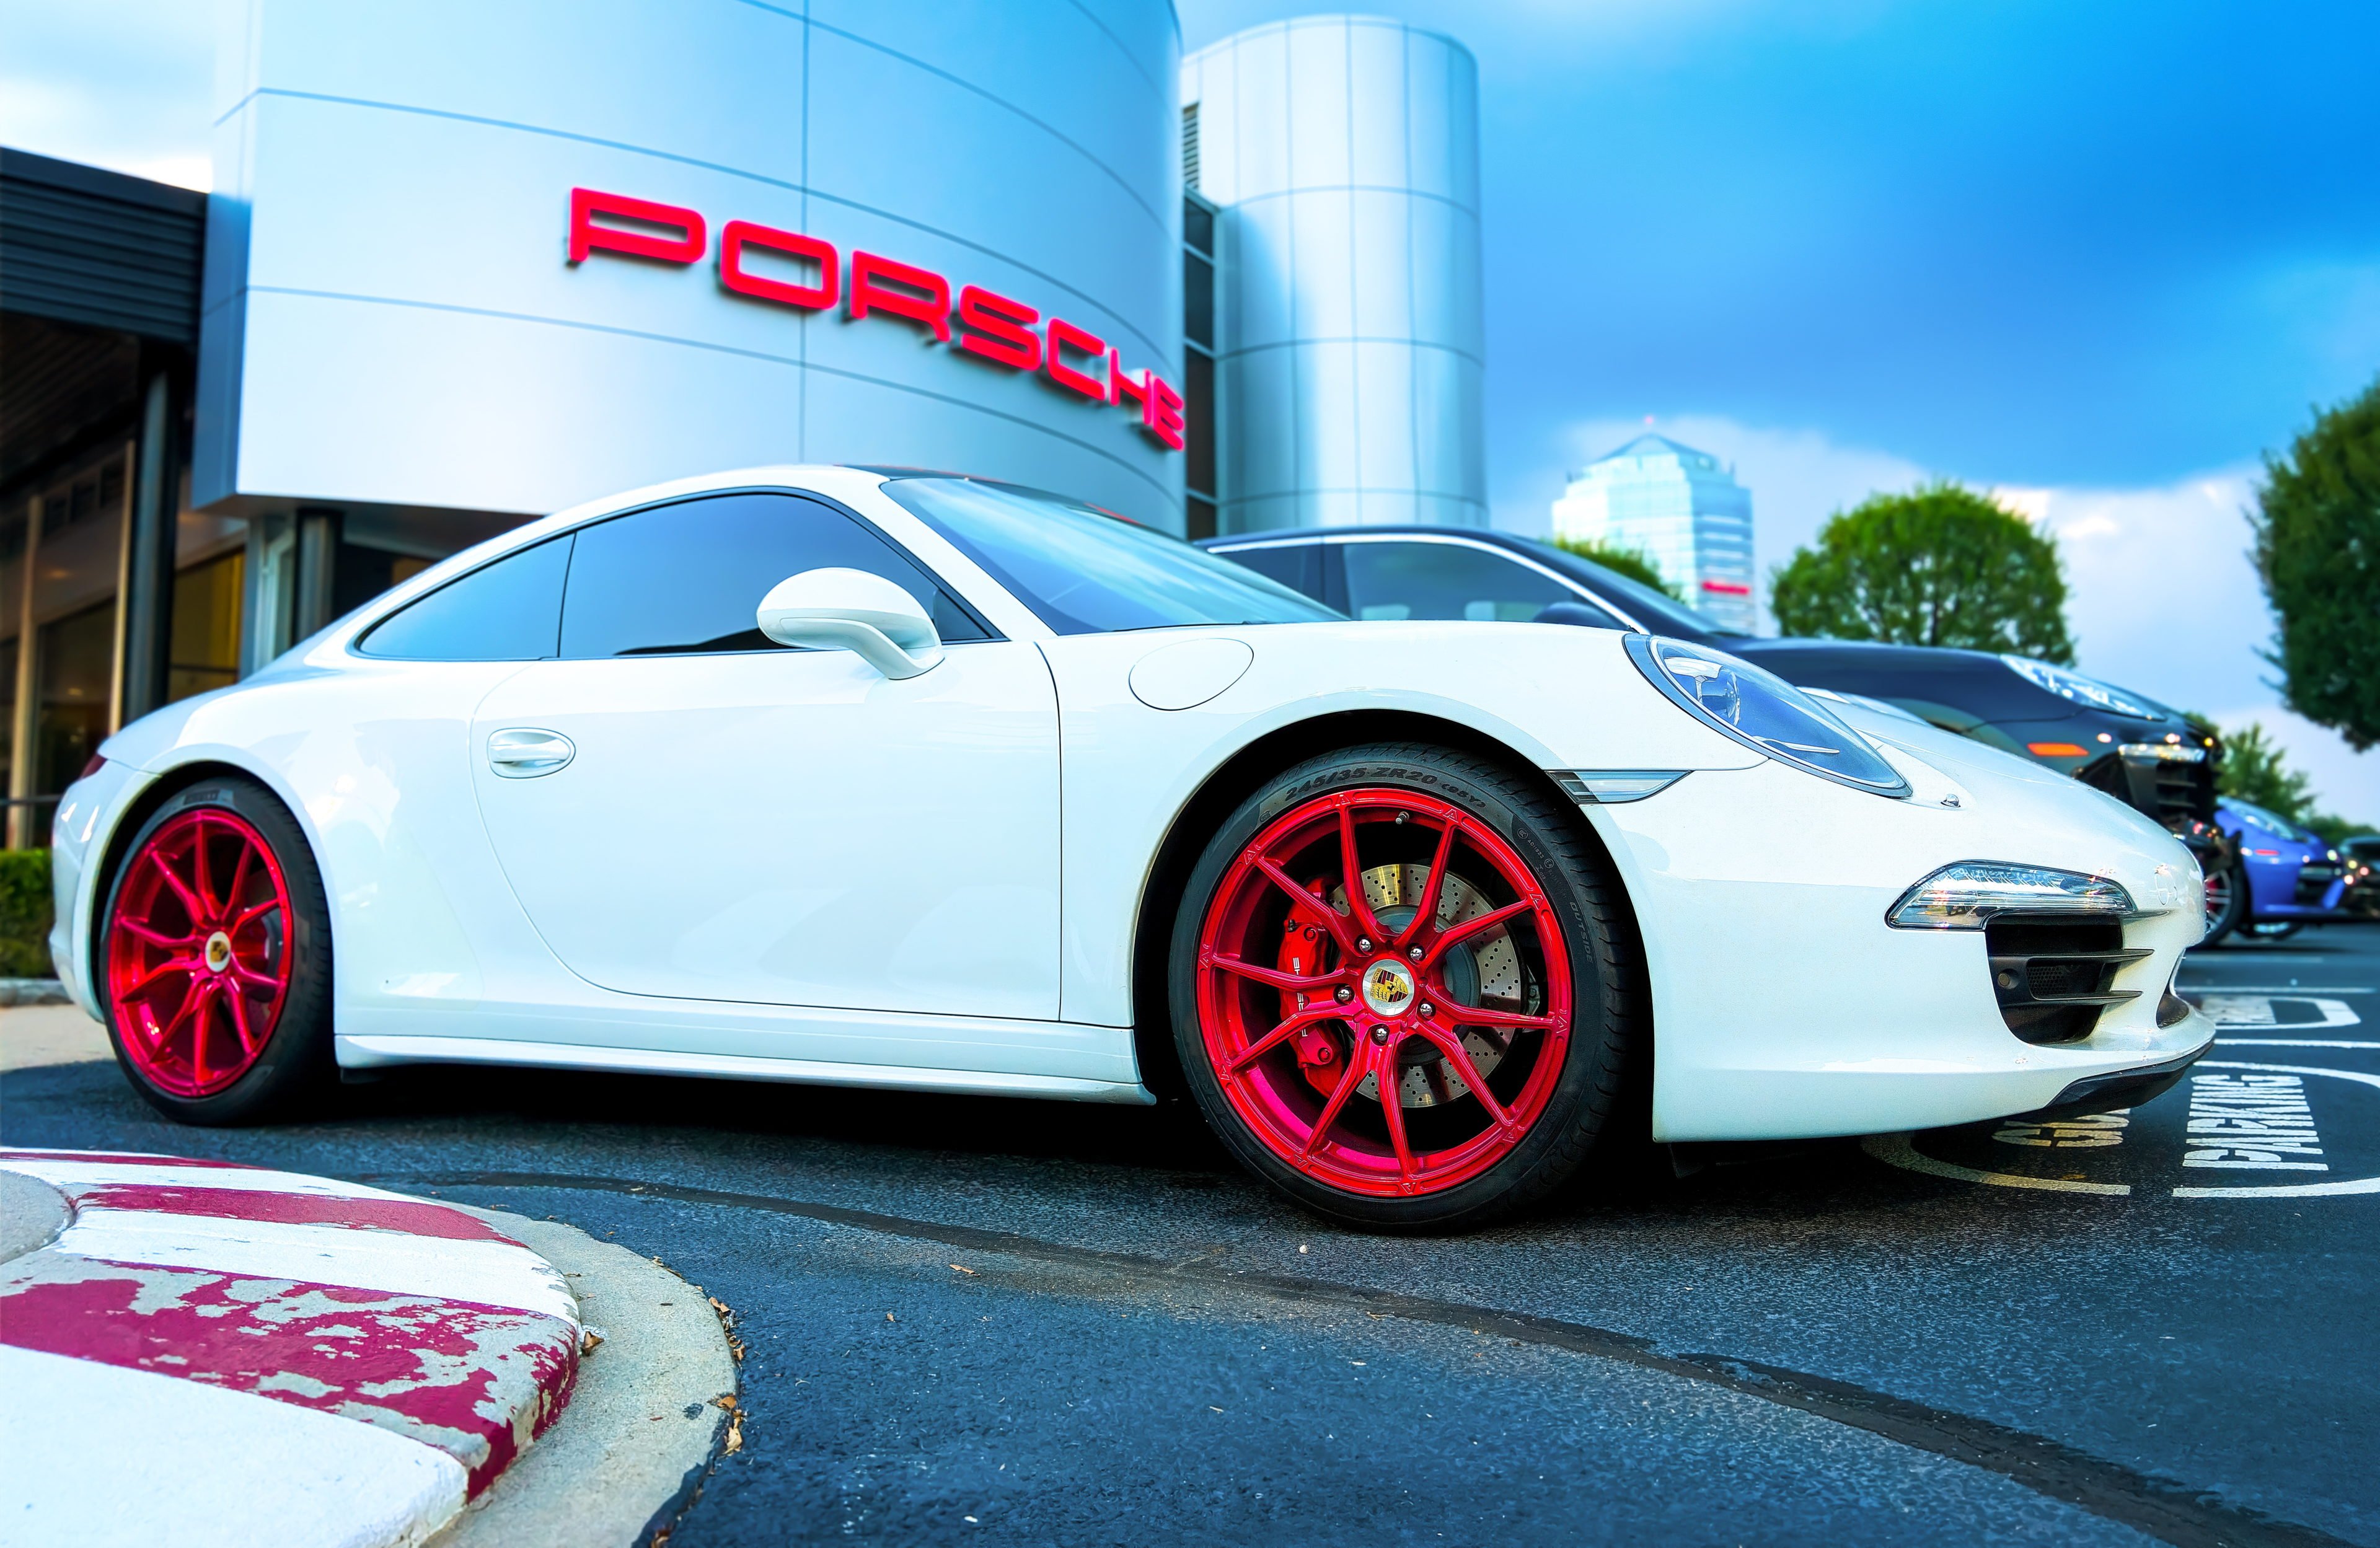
[0,1148,579,1547]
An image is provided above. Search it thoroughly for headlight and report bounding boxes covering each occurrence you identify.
[2118,742,2205,763]
[1887,861,2135,930]
[1999,656,2159,719]
[1625,636,1909,796]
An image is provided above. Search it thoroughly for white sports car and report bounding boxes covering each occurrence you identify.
[50,467,2214,1228]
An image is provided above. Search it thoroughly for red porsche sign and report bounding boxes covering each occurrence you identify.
[566,188,1184,452]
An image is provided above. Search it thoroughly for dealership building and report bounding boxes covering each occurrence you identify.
[0,4,1486,846]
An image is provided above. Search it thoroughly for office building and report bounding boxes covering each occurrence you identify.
[1551,434,1756,632]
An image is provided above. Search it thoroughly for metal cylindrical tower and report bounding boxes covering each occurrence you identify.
[1183,15,1486,532]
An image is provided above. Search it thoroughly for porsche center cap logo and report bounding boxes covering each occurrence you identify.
[1361,960,1416,1016]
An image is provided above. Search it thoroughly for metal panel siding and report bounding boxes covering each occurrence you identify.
[196,0,1182,528]
[0,152,205,345]
[1183,17,1485,535]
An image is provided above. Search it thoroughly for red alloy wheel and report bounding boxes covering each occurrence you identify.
[106,807,295,1098]
[1194,788,1573,1198]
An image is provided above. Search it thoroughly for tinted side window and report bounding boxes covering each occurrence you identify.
[358,536,571,661]
[1215,542,1324,601]
[559,493,994,659]
[1342,542,1598,624]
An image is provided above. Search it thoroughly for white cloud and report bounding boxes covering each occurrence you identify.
[2029,470,2264,710]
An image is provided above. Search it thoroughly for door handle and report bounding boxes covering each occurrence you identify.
[488,728,575,778]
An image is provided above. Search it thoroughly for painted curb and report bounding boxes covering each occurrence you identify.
[432,1210,740,1547]
[0,1149,581,1547]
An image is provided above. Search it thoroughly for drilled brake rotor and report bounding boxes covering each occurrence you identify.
[1326,862,1541,1109]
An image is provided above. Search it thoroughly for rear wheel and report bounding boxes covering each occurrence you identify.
[100,776,334,1124]
[1169,744,1637,1231]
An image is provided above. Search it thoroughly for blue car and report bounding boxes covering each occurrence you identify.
[2211,797,2349,942]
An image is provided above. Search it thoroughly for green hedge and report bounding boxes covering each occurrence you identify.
[0,850,56,978]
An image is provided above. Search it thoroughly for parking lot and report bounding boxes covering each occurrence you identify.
[6,925,2375,1547]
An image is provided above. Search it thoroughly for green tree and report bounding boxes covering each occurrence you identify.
[1551,536,1679,598]
[2253,375,2380,750]
[1770,483,2074,662]
[2217,722,2316,822]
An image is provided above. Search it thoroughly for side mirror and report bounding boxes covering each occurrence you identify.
[756,568,943,679]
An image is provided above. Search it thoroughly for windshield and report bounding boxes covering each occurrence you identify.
[881,477,1341,633]
[1515,539,1751,639]
[2223,797,2314,844]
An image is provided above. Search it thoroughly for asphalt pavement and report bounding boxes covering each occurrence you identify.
[6,925,2376,1547]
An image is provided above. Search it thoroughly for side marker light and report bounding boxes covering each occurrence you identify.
[1551,770,1688,806]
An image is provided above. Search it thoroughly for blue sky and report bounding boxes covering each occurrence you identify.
[1189,0,2380,491]
[6,0,2374,811]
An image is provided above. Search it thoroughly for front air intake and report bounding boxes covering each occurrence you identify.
[1983,913,2149,1045]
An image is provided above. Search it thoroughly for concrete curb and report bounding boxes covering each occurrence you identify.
[0,1149,581,1547]
[0,977,70,1007]
[432,1210,739,1547]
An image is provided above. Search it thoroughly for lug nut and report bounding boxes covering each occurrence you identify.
[1408,945,1424,961]
[1357,937,1373,954]
[1369,1024,1390,1044]
[1418,1003,1435,1018]
[1334,985,1353,1003]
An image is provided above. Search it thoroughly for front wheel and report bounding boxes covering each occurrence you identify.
[100,775,335,1124]
[1169,744,1639,1231]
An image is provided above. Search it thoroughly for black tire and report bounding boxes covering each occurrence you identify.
[1168,742,1641,1232]
[99,775,335,1125]
[2199,858,2247,948]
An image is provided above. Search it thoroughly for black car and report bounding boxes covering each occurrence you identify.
[1200,524,2232,915]
[2342,835,2380,921]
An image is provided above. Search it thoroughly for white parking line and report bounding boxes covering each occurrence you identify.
[2215,1039,2380,1049]
[2194,995,2361,1028]
[2177,985,2372,994]
[1861,1133,2130,1194]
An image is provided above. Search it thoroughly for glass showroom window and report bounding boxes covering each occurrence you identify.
[4,451,128,847]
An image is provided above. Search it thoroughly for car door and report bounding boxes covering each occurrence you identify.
[469,490,1062,1019]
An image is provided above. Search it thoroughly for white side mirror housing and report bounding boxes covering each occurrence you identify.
[756,568,943,679]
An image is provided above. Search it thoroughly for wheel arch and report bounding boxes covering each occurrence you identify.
[80,757,325,1004]
[1126,708,1649,1099]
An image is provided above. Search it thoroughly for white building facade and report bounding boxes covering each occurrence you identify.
[1181,17,1488,533]
[1551,434,1756,633]
[200,0,1185,666]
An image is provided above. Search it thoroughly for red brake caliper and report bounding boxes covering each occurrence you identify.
[1279,880,1347,1096]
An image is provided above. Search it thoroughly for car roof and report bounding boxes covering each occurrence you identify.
[1198,525,1535,550]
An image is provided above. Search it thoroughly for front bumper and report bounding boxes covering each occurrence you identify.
[1582,736,2215,1143]
[2022,1043,2210,1120]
